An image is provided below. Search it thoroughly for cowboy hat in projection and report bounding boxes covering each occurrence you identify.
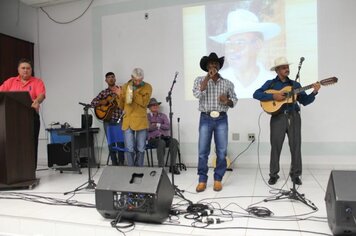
[210,9,280,43]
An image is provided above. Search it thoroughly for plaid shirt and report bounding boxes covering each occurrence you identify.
[192,75,237,112]
[147,112,170,139]
[91,88,122,121]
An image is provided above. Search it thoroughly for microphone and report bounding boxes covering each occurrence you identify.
[117,111,125,124]
[208,68,217,77]
[299,57,305,66]
[78,102,91,108]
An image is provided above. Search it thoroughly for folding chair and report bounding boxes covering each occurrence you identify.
[105,123,126,165]
[145,143,155,167]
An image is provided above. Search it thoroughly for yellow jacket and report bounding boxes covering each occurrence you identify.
[118,80,152,131]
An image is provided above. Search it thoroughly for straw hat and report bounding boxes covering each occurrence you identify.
[270,57,292,71]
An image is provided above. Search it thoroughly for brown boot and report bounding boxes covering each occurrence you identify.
[196,182,207,192]
[213,181,222,191]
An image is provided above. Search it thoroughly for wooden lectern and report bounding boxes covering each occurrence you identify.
[0,92,38,189]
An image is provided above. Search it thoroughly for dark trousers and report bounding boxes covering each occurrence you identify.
[270,111,302,179]
[104,121,125,165]
[34,111,40,168]
[148,137,178,168]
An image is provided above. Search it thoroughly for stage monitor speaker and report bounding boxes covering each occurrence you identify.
[325,170,356,236]
[95,166,174,224]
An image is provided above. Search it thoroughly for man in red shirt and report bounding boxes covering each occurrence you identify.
[0,58,46,168]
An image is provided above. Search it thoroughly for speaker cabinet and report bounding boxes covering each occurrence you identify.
[95,166,174,224]
[47,143,71,167]
[325,170,356,235]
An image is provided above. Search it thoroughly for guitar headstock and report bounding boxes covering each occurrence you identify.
[320,77,338,86]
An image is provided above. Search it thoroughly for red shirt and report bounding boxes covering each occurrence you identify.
[0,75,46,101]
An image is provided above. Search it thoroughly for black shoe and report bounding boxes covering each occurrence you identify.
[268,176,279,185]
[292,176,302,185]
[169,166,181,175]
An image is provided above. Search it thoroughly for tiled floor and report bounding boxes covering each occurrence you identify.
[0,165,336,236]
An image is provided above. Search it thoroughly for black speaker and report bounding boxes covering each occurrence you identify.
[95,166,174,224]
[81,114,92,129]
[325,170,356,235]
[47,143,71,167]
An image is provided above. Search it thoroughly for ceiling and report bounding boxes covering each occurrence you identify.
[20,0,82,8]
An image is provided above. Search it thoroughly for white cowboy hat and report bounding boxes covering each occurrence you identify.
[270,57,292,71]
[210,9,281,43]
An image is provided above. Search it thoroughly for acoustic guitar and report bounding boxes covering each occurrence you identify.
[260,77,338,114]
[94,94,118,121]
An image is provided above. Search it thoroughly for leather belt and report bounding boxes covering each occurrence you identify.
[201,111,226,118]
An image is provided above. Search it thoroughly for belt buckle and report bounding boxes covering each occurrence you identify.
[210,111,219,118]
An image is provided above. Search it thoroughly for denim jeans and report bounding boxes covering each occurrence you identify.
[124,128,147,166]
[197,113,228,183]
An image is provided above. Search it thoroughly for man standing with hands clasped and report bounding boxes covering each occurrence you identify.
[193,52,238,192]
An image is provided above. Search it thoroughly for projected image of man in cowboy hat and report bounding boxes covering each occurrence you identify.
[210,9,281,99]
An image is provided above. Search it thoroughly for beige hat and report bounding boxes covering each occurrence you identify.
[270,57,292,71]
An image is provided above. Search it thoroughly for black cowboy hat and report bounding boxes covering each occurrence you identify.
[199,52,224,72]
[147,98,162,108]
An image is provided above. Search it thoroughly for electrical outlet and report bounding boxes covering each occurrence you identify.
[248,133,255,141]
[232,133,239,141]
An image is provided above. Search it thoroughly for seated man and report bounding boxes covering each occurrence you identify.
[147,98,180,174]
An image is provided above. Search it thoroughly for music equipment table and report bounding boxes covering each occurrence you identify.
[49,127,100,174]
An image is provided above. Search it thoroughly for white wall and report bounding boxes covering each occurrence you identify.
[1,0,355,168]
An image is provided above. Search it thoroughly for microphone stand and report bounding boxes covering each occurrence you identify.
[176,117,186,171]
[295,60,302,82]
[264,58,316,210]
[64,102,96,195]
[165,72,179,192]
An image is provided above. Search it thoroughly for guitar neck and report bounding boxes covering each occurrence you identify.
[293,83,314,95]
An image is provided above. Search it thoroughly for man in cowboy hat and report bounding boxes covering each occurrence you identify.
[210,9,281,98]
[147,97,180,175]
[192,52,238,192]
[253,57,320,185]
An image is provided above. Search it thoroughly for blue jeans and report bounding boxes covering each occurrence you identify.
[197,113,228,183]
[124,128,147,166]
